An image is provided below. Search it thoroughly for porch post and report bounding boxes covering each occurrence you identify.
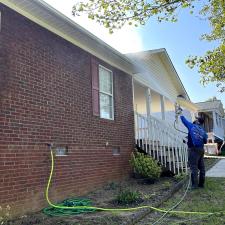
[145,88,151,117]
[212,111,217,133]
[160,95,165,120]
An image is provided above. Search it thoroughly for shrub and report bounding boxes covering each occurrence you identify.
[174,173,187,181]
[163,181,172,189]
[130,152,162,180]
[104,181,119,190]
[220,150,225,156]
[116,189,141,205]
[0,205,11,224]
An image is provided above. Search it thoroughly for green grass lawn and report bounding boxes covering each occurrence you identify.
[160,177,225,225]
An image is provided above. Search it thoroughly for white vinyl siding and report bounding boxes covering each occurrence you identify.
[133,54,181,102]
[99,65,114,120]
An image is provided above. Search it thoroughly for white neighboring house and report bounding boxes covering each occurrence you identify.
[195,99,225,154]
[127,49,198,173]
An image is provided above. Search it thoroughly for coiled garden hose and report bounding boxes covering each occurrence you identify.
[43,149,223,218]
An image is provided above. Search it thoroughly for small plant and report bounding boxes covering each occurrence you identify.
[0,205,11,224]
[104,181,119,190]
[142,193,156,200]
[130,152,162,180]
[163,181,172,189]
[116,189,141,205]
[174,173,186,181]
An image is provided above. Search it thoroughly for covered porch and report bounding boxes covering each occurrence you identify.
[133,80,188,174]
[128,48,198,174]
[198,112,213,134]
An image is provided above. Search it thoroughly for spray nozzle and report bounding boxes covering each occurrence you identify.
[175,104,183,122]
[175,104,183,115]
[47,143,54,149]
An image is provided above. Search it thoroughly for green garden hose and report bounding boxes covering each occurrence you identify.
[43,198,96,216]
[43,149,224,217]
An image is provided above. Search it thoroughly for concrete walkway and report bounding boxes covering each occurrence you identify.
[206,159,225,177]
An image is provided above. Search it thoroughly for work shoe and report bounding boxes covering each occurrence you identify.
[188,186,198,191]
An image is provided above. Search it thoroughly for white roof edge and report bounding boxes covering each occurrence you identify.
[195,99,223,104]
[34,0,133,65]
[127,49,190,100]
[2,0,190,101]
[127,48,165,55]
[196,101,225,116]
[176,96,198,111]
[1,0,136,75]
[161,50,190,100]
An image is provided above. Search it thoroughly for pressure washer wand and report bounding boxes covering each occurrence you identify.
[175,104,183,122]
[174,104,188,135]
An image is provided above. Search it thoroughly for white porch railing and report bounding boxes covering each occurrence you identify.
[135,112,188,174]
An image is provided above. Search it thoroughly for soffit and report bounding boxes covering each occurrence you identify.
[2,0,136,75]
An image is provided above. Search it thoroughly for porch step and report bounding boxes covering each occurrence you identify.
[135,142,187,174]
[135,112,188,175]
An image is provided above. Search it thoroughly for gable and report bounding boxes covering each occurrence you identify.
[127,51,187,103]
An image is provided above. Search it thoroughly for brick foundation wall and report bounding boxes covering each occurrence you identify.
[0,4,134,216]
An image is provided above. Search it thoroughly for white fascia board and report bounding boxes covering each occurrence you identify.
[176,97,198,112]
[159,51,190,100]
[127,49,190,100]
[198,108,220,114]
[1,0,136,76]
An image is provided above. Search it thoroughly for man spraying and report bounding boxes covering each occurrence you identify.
[180,114,208,189]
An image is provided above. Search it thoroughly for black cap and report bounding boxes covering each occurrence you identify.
[195,117,204,125]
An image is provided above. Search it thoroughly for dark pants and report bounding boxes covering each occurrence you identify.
[188,148,205,188]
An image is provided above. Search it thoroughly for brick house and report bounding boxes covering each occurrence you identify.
[1,0,196,216]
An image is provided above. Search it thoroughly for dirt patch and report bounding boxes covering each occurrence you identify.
[4,175,181,225]
[4,158,218,225]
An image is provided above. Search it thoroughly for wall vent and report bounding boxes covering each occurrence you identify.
[112,147,120,156]
[55,146,68,156]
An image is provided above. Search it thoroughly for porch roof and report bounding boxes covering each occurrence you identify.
[126,49,190,101]
[196,100,224,116]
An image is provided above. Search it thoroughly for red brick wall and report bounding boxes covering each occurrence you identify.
[0,4,134,216]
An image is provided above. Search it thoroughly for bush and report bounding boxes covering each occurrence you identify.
[163,181,172,189]
[174,173,187,181]
[116,189,141,205]
[104,181,119,190]
[0,205,11,224]
[130,152,162,180]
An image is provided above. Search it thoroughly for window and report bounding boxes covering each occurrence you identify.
[91,57,114,120]
[99,66,114,120]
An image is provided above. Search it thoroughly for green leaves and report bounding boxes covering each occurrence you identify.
[72,0,225,90]
[130,152,162,179]
[185,0,225,91]
[72,0,194,32]
[187,45,225,92]
[116,189,141,205]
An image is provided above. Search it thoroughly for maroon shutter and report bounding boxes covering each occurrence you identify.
[91,57,100,116]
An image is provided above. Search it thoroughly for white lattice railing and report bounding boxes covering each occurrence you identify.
[135,112,188,174]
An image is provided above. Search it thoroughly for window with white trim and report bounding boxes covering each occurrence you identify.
[99,65,114,120]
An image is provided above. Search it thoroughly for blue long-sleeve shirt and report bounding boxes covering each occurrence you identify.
[180,115,208,148]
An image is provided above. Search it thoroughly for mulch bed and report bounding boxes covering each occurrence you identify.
[4,158,218,225]
[4,175,183,225]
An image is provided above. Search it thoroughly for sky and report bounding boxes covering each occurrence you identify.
[43,0,224,106]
